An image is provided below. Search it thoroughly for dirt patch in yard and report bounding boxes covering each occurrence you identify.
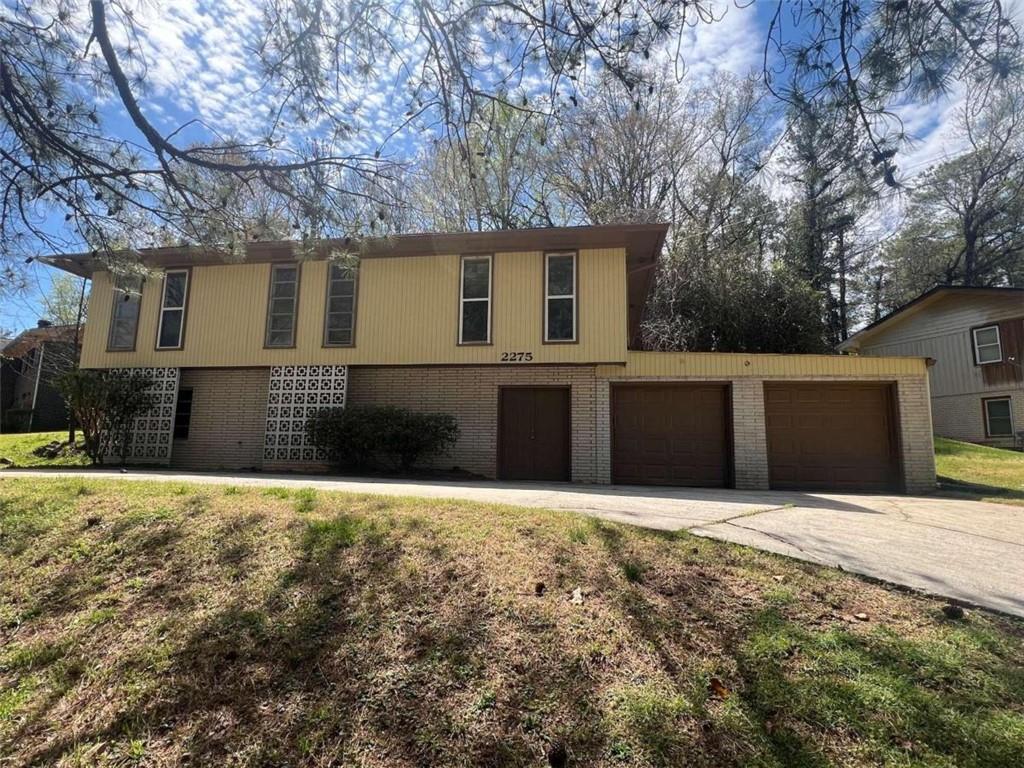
[1,478,1022,767]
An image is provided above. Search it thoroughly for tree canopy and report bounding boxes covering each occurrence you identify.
[1,0,1022,349]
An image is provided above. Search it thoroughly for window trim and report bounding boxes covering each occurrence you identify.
[458,254,493,346]
[106,277,142,352]
[322,261,359,348]
[972,324,1003,366]
[154,268,190,351]
[264,262,302,349]
[982,396,1014,438]
[543,250,578,344]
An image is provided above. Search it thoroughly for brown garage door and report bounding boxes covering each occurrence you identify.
[498,387,571,481]
[764,382,901,491]
[612,384,730,487]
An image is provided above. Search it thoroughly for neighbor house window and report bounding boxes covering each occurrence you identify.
[983,397,1014,437]
[107,277,142,351]
[973,325,1002,365]
[323,263,357,346]
[155,270,189,349]
[459,255,491,344]
[544,252,576,342]
[174,388,193,440]
[265,264,299,347]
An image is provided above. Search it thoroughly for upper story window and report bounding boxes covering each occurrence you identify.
[156,270,189,350]
[544,252,576,343]
[265,264,299,348]
[107,277,142,351]
[459,255,491,344]
[972,325,1002,365]
[323,263,357,346]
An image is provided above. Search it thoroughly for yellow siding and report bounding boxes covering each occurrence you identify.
[80,248,628,368]
[596,351,929,379]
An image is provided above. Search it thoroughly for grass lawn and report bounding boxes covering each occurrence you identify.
[0,431,89,468]
[1,479,1022,767]
[935,437,1024,507]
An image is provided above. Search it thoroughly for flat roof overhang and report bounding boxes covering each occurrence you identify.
[41,222,669,348]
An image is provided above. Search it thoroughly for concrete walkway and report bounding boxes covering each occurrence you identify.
[3,468,1023,617]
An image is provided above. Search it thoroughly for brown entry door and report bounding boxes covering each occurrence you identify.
[612,384,730,487]
[498,387,572,481]
[764,382,900,491]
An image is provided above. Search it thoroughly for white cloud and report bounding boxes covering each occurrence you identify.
[676,1,764,82]
[892,86,968,185]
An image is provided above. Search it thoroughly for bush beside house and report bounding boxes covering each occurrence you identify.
[307,406,459,472]
[56,369,157,465]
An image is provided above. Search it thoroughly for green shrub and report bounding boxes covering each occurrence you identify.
[373,407,460,471]
[306,406,459,472]
[55,370,157,465]
[305,406,380,470]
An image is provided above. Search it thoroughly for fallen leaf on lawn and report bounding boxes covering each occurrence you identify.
[708,677,730,699]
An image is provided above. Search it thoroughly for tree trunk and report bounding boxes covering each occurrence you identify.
[963,230,978,285]
[871,267,885,322]
[837,230,849,341]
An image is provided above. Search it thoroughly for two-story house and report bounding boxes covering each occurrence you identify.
[45,223,935,492]
[839,285,1024,450]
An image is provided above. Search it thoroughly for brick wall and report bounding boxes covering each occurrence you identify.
[171,367,269,470]
[730,380,770,490]
[595,381,612,483]
[348,365,601,482]
[163,365,936,493]
[932,389,1022,449]
[894,374,937,494]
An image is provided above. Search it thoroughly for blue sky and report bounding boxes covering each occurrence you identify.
[0,0,1002,334]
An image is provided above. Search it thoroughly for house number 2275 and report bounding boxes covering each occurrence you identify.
[501,352,534,362]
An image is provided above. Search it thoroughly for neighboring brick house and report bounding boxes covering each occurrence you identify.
[0,322,81,432]
[839,286,1024,450]
[45,224,936,492]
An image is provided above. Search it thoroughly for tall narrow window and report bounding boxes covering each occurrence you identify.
[108,277,142,351]
[545,252,576,342]
[174,388,193,440]
[323,263,357,346]
[972,325,1002,365]
[983,397,1013,437]
[459,255,491,344]
[156,270,189,349]
[265,264,299,347]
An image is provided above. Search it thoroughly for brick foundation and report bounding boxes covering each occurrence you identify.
[931,389,1022,450]
[731,380,770,490]
[348,365,601,482]
[171,368,269,471]
[160,365,936,493]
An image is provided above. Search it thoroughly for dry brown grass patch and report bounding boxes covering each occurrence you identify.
[1,478,1022,767]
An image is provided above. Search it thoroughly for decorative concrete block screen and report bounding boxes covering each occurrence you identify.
[109,367,180,465]
[264,365,348,463]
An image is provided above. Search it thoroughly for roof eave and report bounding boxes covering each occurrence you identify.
[40,223,670,279]
[841,284,1024,349]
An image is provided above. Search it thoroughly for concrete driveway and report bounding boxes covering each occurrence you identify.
[3,468,1022,617]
